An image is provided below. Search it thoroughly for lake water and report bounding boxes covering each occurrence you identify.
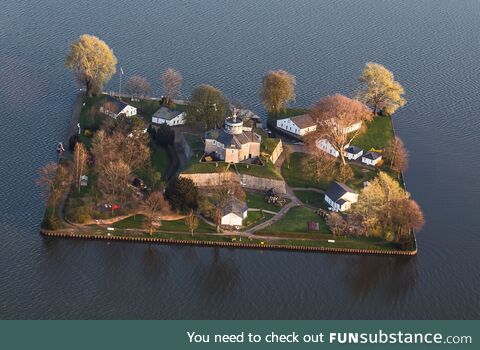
[0,0,479,319]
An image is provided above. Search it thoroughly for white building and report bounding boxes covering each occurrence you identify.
[341,121,363,134]
[344,146,364,160]
[362,151,382,166]
[221,198,248,227]
[324,181,358,212]
[276,114,317,136]
[316,139,349,158]
[152,106,186,126]
[99,96,137,118]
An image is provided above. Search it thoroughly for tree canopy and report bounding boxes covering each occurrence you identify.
[65,34,117,97]
[349,172,424,241]
[165,177,199,213]
[308,93,373,164]
[260,70,296,114]
[187,84,229,129]
[356,62,406,115]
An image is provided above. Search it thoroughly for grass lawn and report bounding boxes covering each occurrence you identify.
[259,206,330,234]
[355,116,394,150]
[294,190,327,209]
[243,211,275,228]
[245,191,280,212]
[235,161,283,180]
[151,145,171,179]
[282,153,333,189]
[113,214,214,233]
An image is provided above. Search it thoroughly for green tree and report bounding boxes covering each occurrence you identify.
[65,34,117,97]
[356,62,406,115]
[185,210,199,236]
[260,70,296,115]
[154,124,175,147]
[165,177,199,212]
[187,84,229,129]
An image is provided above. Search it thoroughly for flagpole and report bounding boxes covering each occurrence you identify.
[119,66,124,96]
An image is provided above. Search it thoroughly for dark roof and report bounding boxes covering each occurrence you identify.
[325,181,356,202]
[152,106,183,121]
[290,114,316,129]
[103,95,130,114]
[363,151,382,160]
[222,198,248,217]
[205,128,260,148]
[345,146,363,155]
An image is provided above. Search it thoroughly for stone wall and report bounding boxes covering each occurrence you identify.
[239,174,286,194]
[180,172,239,187]
[180,172,286,194]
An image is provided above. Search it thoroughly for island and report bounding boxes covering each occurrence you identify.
[38,34,424,255]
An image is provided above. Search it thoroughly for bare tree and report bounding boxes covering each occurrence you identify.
[260,70,296,115]
[384,136,409,173]
[356,62,406,115]
[37,163,71,217]
[124,75,151,98]
[142,192,167,235]
[391,198,425,241]
[160,68,182,105]
[308,94,373,164]
[302,154,336,184]
[72,142,89,192]
[185,210,199,236]
[96,160,132,210]
[326,212,348,236]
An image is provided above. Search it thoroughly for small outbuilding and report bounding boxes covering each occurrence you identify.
[152,106,186,126]
[344,146,364,160]
[221,198,248,227]
[80,175,88,187]
[324,181,358,212]
[361,151,382,166]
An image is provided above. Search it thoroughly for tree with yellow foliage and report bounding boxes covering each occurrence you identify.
[260,70,296,115]
[356,62,406,115]
[65,34,117,97]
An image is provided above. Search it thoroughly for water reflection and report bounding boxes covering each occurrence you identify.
[344,256,417,301]
[195,248,240,297]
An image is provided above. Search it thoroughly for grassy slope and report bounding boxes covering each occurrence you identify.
[259,206,329,234]
[294,190,327,209]
[245,191,280,212]
[151,145,171,180]
[355,116,394,150]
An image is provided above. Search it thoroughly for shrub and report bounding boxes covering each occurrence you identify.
[92,211,108,220]
[68,205,92,223]
[42,215,61,230]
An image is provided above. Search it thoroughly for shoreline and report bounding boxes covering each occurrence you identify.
[41,229,417,256]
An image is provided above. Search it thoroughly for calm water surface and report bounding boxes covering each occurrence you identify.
[0,0,479,319]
